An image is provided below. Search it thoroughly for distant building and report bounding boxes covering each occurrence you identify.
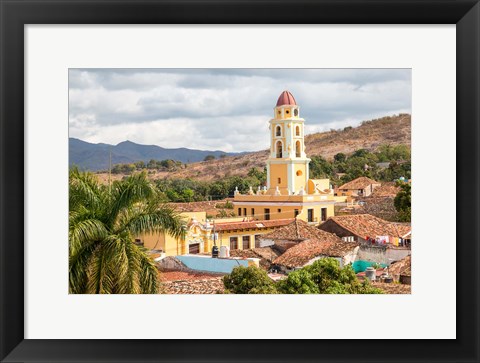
[138,208,294,256]
[233,91,336,225]
[319,214,411,246]
[259,219,359,271]
[335,176,381,198]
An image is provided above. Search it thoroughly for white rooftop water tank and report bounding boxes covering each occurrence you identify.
[219,246,230,258]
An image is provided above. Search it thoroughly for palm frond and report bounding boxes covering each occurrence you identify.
[119,204,186,239]
[69,215,109,257]
[69,168,103,212]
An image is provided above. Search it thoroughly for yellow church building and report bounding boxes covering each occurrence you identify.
[233,90,336,225]
[139,91,336,256]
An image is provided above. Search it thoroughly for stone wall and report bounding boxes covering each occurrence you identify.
[357,245,411,264]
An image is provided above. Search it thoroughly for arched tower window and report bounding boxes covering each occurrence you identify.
[275,125,281,137]
[296,125,300,136]
[295,141,301,157]
[276,141,283,158]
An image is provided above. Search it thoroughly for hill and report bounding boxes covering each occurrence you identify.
[94,113,411,183]
[69,138,242,171]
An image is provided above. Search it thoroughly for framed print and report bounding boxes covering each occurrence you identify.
[1,1,479,362]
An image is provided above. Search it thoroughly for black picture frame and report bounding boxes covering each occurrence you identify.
[1,1,479,362]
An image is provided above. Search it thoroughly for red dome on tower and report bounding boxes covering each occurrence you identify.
[276,90,297,107]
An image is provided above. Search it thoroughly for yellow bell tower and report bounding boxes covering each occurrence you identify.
[266,91,310,195]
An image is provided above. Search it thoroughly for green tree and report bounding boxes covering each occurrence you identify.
[278,258,383,294]
[69,169,185,294]
[204,155,216,162]
[394,182,411,222]
[223,266,277,294]
[334,152,347,163]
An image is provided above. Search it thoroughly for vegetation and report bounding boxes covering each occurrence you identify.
[111,159,185,174]
[69,169,185,294]
[102,144,410,204]
[153,170,267,202]
[223,258,383,294]
[223,265,278,294]
[394,181,411,222]
[309,144,411,185]
[203,155,216,162]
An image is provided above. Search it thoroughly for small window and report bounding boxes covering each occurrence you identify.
[286,110,290,114]
[243,208,247,216]
[264,208,270,220]
[295,141,301,157]
[242,236,250,250]
[296,125,300,136]
[238,208,241,216]
[294,209,299,217]
[307,209,314,223]
[230,237,238,250]
[277,208,281,214]
[276,141,283,158]
[321,208,327,222]
[255,235,261,248]
[296,170,303,176]
[276,125,281,136]
[294,109,299,116]
[277,178,281,184]
[251,208,255,217]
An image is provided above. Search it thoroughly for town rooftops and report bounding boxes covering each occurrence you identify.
[260,219,328,241]
[276,90,297,106]
[321,214,411,239]
[274,238,360,268]
[371,182,401,197]
[214,218,294,232]
[388,255,411,277]
[338,177,380,190]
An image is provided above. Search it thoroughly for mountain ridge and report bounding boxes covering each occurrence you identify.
[69,138,242,171]
[92,113,411,183]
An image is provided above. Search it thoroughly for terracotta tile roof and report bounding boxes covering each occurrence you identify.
[162,277,225,294]
[371,182,401,197]
[324,214,411,239]
[260,219,326,241]
[372,282,411,294]
[388,255,411,276]
[214,218,294,232]
[229,247,281,270]
[274,238,359,268]
[338,177,380,190]
[159,270,223,281]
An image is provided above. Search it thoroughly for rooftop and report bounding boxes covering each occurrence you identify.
[214,218,294,232]
[370,182,401,197]
[338,177,380,190]
[322,214,411,239]
[229,247,281,270]
[274,238,360,268]
[388,255,412,276]
[276,90,297,107]
[261,219,336,242]
[162,277,225,294]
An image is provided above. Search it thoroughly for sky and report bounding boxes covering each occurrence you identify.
[69,68,411,152]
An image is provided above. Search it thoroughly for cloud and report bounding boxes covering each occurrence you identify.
[69,68,411,151]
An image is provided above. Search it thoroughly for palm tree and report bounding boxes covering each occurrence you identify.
[69,169,185,294]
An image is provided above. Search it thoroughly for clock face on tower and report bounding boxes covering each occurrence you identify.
[294,108,298,116]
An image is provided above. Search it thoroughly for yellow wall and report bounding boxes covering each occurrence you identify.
[269,163,289,192]
[294,164,308,191]
[233,201,335,224]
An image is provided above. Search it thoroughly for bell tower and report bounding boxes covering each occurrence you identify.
[266,91,310,195]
